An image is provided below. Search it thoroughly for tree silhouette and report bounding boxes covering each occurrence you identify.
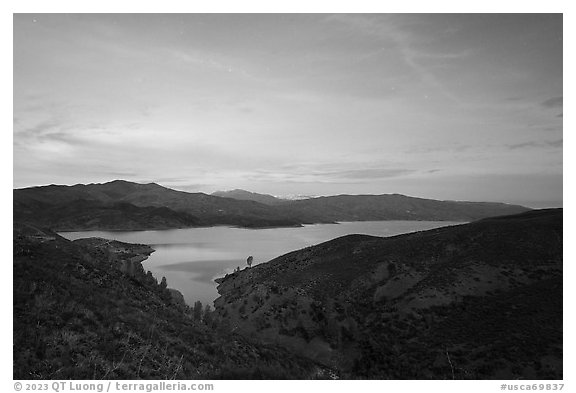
[193,301,203,321]
[203,304,213,326]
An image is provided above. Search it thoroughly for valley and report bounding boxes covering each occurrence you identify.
[13,209,563,379]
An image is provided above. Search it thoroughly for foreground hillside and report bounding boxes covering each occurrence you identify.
[13,224,327,379]
[214,209,563,379]
[14,180,530,231]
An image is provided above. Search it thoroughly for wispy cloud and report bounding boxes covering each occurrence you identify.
[541,96,563,108]
[14,118,113,148]
[405,143,472,154]
[325,14,465,102]
[507,139,563,150]
[239,163,418,185]
[15,119,63,139]
[13,14,563,207]
[103,170,139,178]
[319,168,415,180]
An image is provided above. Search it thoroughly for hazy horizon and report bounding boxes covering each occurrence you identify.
[14,14,563,208]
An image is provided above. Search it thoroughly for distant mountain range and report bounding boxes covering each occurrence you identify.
[214,208,563,379]
[14,180,531,231]
[212,189,285,205]
[211,189,319,204]
[14,181,302,230]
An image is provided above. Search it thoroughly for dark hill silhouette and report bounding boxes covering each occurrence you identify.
[14,180,530,231]
[14,198,201,231]
[214,209,562,379]
[277,193,531,222]
[14,181,304,230]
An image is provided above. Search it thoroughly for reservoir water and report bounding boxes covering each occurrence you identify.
[61,221,462,306]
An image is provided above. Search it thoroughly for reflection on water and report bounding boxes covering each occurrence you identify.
[61,221,462,306]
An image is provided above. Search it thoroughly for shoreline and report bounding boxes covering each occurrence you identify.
[53,218,472,233]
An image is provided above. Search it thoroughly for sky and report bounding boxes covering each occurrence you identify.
[13,14,563,207]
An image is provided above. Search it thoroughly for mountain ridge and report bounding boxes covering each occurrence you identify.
[212,189,285,205]
[14,180,531,231]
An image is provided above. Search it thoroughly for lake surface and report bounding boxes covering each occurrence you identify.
[61,221,462,306]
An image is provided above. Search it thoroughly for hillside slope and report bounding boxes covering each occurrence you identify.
[214,209,563,379]
[14,181,305,230]
[14,199,201,231]
[278,193,531,222]
[13,223,329,379]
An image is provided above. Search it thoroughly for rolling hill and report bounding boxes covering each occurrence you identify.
[13,207,562,379]
[13,180,305,230]
[276,193,532,222]
[14,180,531,231]
[14,199,201,231]
[213,209,563,379]
[13,223,330,379]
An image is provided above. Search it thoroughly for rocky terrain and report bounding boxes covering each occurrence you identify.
[14,180,530,231]
[13,223,328,379]
[213,209,563,379]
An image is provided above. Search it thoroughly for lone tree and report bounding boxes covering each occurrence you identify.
[247,255,253,268]
[160,276,168,290]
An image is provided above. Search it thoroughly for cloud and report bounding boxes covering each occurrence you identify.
[171,184,209,192]
[240,165,417,185]
[15,119,62,138]
[541,96,563,108]
[167,48,258,80]
[103,170,139,179]
[546,139,563,148]
[13,120,73,150]
[405,144,472,154]
[325,14,464,102]
[38,131,79,144]
[320,168,415,180]
[507,139,563,150]
[14,120,109,148]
